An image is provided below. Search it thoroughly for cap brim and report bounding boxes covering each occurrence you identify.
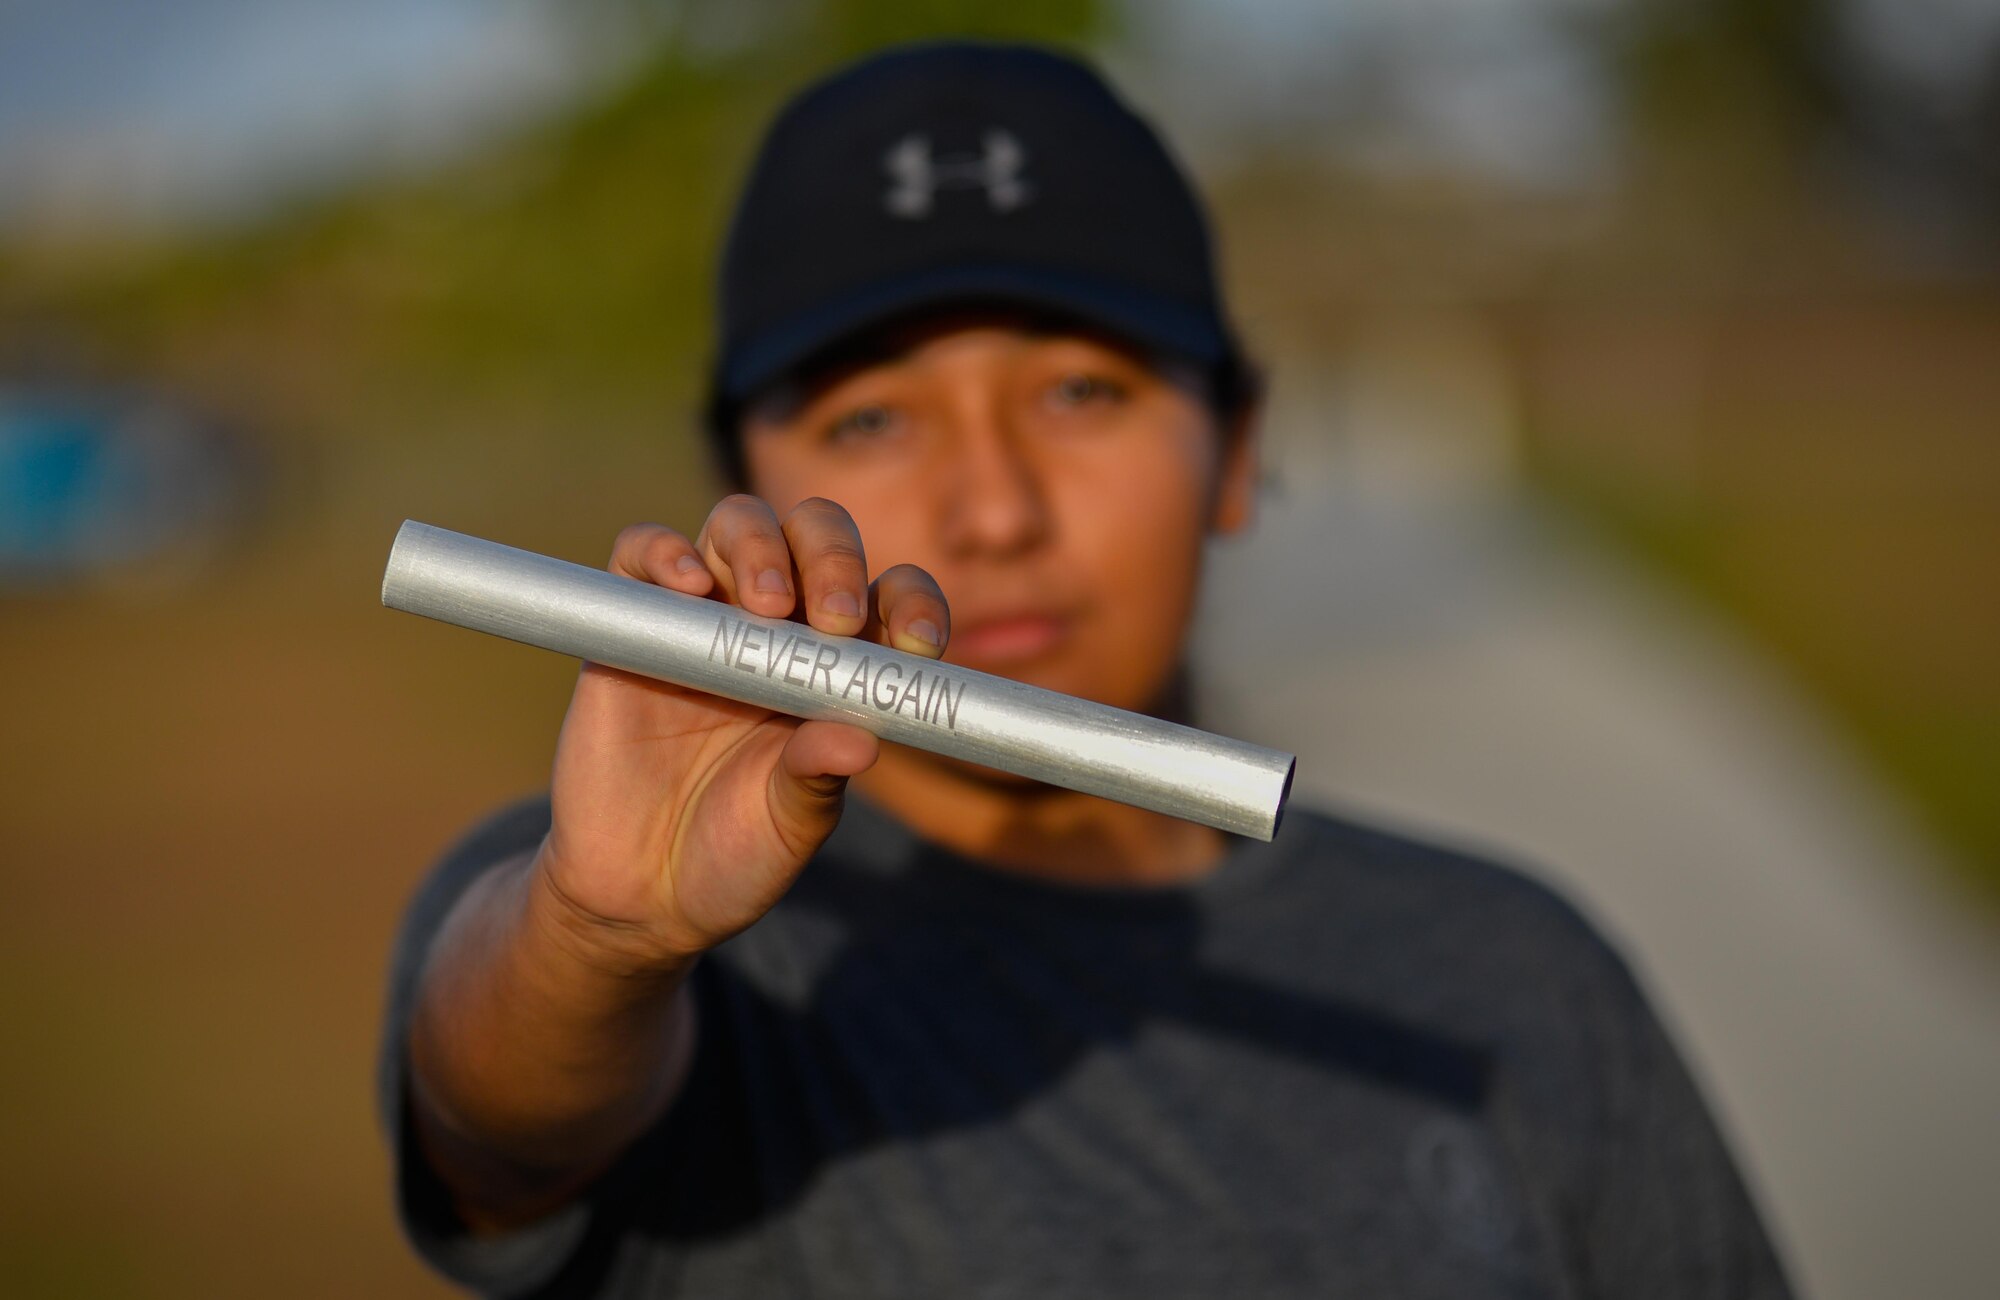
[717,263,1234,405]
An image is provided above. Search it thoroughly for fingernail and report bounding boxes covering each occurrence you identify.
[822,590,861,619]
[756,568,790,594]
[904,618,942,649]
[675,554,703,573]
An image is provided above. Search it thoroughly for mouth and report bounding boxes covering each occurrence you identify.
[948,612,1072,666]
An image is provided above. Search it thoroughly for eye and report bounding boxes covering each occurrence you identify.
[826,402,899,443]
[1046,372,1126,409]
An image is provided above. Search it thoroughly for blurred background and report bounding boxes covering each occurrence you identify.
[2,0,1995,1295]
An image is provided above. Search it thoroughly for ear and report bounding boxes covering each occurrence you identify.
[1208,397,1263,537]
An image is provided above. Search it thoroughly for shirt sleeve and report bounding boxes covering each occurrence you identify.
[1557,915,1798,1300]
[375,794,596,1298]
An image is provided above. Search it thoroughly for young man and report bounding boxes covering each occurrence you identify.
[382,42,1793,1298]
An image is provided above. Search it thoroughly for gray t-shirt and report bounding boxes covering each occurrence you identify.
[380,794,1793,1299]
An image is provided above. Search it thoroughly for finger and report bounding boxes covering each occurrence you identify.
[780,497,869,637]
[865,563,950,659]
[766,720,880,853]
[695,495,795,617]
[607,523,714,595]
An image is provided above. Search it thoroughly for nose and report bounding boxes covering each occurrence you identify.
[937,400,1052,558]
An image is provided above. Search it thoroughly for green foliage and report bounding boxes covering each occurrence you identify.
[792,0,1107,54]
[2,0,1111,452]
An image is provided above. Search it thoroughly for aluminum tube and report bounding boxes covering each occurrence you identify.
[382,520,1295,840]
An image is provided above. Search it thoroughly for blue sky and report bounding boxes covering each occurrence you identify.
[0,0,581,227]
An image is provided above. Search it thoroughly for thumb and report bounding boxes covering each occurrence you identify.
[765,720,880,855]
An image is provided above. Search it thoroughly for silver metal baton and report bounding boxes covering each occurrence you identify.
[382,521,1295,839]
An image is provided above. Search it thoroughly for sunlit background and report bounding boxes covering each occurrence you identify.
[2,1,1996,1296]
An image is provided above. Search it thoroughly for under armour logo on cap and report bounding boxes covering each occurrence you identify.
[712,44,1245,420]
[881,130,1032,219]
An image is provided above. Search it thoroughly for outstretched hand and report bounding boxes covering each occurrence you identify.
[535,495,951,968]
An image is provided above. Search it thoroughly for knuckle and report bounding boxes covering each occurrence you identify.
[717,492,770,521]
[612,521,664,555]
[809,537,865,568]
[880,562,941,594]
[788,501,866,577]
[793,496,855,527]
[704,496,775,554]
[704,497,750,537]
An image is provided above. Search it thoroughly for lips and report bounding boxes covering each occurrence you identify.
[948,611,1072,666]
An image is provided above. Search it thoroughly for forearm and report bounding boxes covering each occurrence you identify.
[406,843,698,1231]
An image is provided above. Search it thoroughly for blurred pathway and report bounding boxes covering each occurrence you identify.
[1192,404,2000,1300]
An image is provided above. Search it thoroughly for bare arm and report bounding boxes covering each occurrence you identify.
[401,497,951,1233]
[405,845,698,1231]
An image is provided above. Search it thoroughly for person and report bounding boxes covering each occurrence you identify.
[379,41,1794,1299]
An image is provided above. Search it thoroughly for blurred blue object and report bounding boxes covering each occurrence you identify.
[0,400,109,560]
[0,385,258,588]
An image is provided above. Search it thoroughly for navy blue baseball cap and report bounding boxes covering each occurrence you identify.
[704,41,1250,461]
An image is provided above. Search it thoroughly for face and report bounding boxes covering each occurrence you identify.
[741,316,1258,720]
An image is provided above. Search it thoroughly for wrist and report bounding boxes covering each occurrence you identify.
[523,840,702,986]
